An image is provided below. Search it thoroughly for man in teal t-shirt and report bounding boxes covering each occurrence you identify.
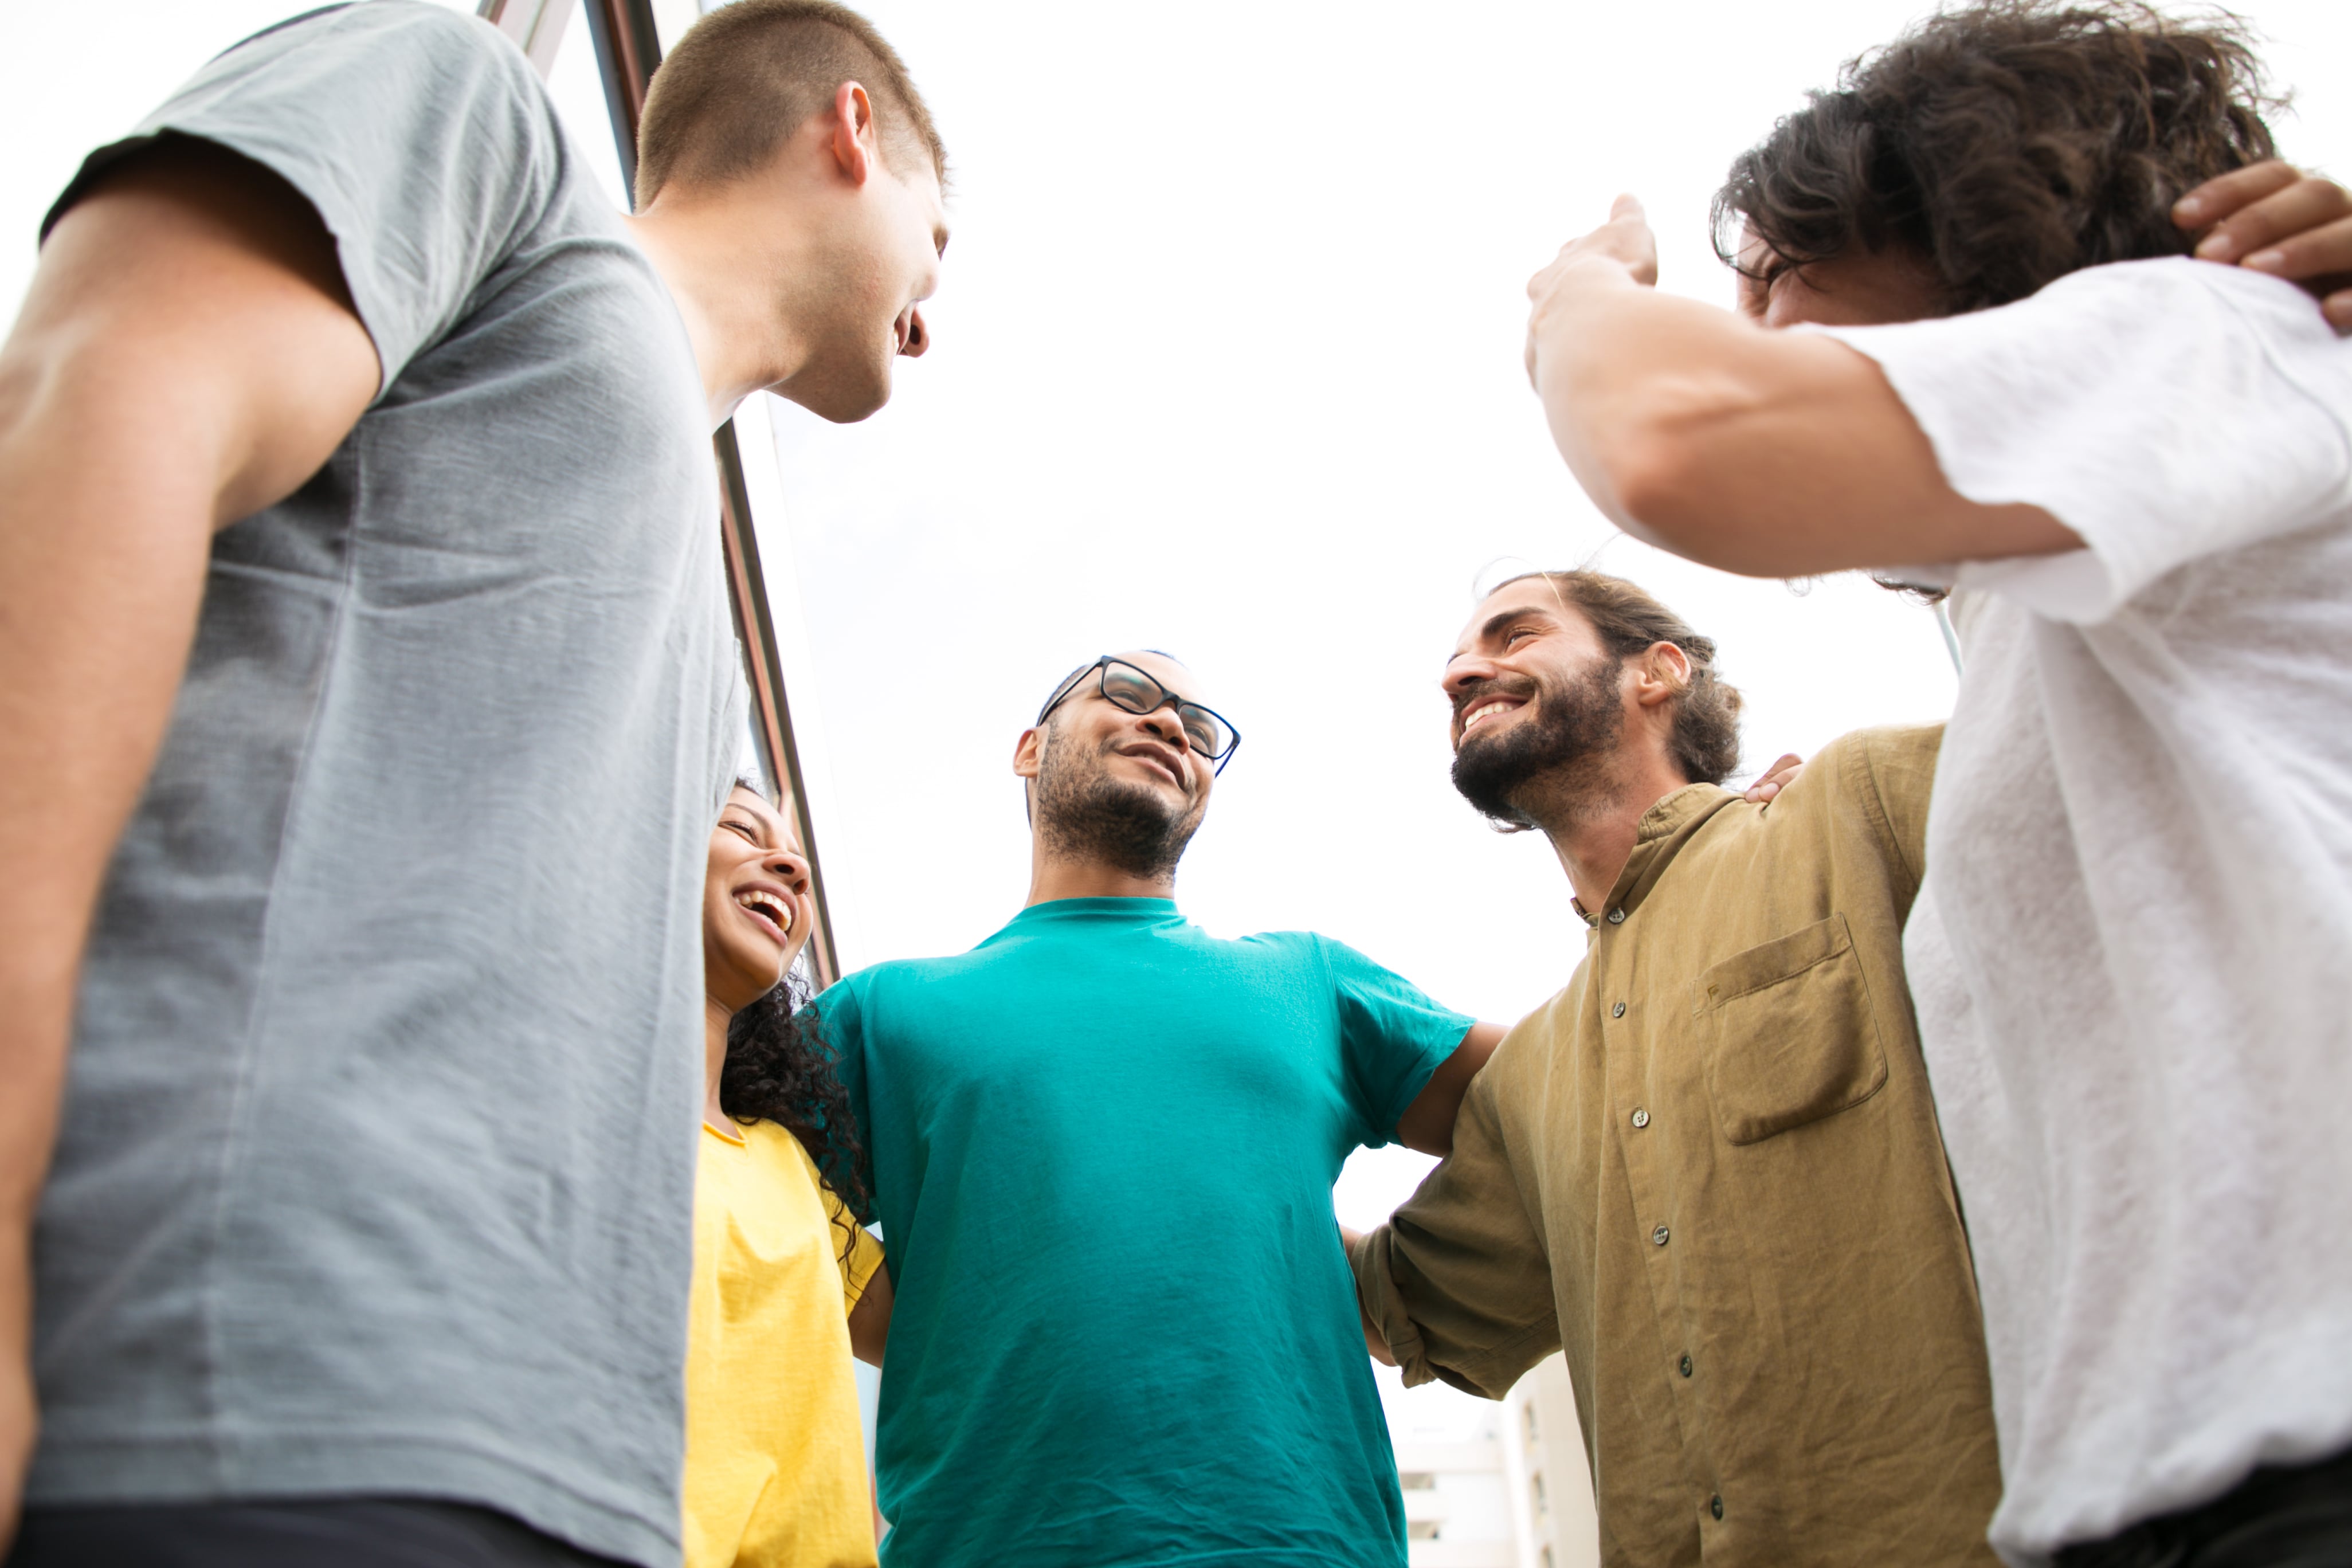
[816,651,1499,1567]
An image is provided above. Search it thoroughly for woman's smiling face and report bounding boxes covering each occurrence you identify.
[702,785,815,1013]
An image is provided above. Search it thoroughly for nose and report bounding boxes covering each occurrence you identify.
[1136,704,1193,757]
[767,848,812,897]
[901,307,929,358]
[1441,656,1496,705]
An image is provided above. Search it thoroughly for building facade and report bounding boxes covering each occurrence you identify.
[1382,1354,1600,1568]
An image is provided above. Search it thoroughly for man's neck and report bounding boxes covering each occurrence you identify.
[1024,852,1175,908]
[625,204,813,428]
[1527,754,1694,914]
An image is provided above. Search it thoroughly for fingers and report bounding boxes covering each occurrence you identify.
[1743,752,1804,803]
[1610,193,1645,223]
[2192,175,2352,270]
[2320,284,2352,336]
[2241,213,2352,281]
[2172,162,2352,334]
[2173,159,2300,234]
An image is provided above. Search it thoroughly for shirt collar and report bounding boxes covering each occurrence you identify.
[1572,783,1742,927]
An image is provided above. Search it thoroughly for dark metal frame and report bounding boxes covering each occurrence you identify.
[1037,657,1243,774]
[479,0,842,986]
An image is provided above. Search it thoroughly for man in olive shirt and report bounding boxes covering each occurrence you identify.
[1347,570,1999,1567]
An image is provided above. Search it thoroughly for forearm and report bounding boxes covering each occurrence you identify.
[1530,260,2066,575]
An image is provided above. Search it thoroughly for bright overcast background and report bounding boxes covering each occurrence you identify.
[10,0,2350,1455]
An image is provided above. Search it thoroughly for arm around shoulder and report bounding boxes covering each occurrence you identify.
[1351,1072,1561,1398]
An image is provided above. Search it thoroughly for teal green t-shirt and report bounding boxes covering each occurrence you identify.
[814,898,1473,1568]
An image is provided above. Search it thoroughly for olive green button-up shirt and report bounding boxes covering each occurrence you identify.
[1351,725,1999,1567]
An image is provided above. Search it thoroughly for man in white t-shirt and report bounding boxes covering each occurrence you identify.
[1516,4,2352,1566]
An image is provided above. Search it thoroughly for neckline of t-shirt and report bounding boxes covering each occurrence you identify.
[701,1119,747,1147]
[1009,896,1182,926]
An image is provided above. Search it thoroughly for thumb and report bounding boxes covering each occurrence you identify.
[1610,193,1645,222]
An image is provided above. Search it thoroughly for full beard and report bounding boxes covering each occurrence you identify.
[1035,732,1203,879]
[1450,661,1625,829]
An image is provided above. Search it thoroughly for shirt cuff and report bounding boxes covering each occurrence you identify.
[1347,1225,1442,1389]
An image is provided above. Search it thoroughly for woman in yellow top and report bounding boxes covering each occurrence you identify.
[689,781,892,1568]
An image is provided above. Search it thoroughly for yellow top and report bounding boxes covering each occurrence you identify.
[684,1118,884,1568]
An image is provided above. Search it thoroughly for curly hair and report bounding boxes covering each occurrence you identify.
[1712,1,2280,313]
[722,967,875,1258]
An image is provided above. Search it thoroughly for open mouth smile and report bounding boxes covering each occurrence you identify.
[1460,697,1526,736]
[733,888,794,942]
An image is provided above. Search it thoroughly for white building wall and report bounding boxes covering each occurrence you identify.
[1381,1355,1600,1568]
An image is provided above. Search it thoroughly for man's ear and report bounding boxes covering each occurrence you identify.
[1012,726,1044,781]
[828,81,879,187]
[1631,640,1692,709]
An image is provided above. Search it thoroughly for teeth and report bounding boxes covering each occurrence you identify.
[735,891,794,934]
[1463,700,1516,730]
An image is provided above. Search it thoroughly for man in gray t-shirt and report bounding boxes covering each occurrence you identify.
[0,4,948,1564]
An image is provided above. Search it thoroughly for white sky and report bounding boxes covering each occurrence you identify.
[9,0,2350,1422]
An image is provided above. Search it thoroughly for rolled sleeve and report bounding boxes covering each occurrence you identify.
[1352,1071,1561,1398]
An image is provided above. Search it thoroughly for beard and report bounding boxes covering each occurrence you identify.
[1034,728,1205,879]
[1450,660,1625,828]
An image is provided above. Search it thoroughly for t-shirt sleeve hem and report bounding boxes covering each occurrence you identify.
[1363,1018,1474,1148]
[839,1221,885,1306]
[1812,261,2352,625]
[42,127,397,398]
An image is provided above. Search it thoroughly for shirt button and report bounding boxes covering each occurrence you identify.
[1651,1224,1671,1246]
[1606,907,1626,924]
[1679,1354,1693,1378]
[1630,1107,1649,1129]
[1611,1001,1626,1018]
[1710,1494,1724,1521]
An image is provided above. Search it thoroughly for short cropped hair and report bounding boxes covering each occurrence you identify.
[635,0,947,210]
[1495,570,1744,786]
[1712,1,2279,313]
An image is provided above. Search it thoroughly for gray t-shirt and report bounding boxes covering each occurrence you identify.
[30,7,739,1564]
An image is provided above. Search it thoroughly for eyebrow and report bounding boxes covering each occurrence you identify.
[1446,605,1559,665]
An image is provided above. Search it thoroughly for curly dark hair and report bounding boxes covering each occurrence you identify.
[722,966,875,1256]
[1712,1,2281,313]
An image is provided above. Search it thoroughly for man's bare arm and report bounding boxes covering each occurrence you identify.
[0,138,378,1542]
[1393,1021,1506,1157]
[1523,199,2071,579]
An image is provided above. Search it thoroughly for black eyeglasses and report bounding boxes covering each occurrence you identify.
[1037,657,1242,774]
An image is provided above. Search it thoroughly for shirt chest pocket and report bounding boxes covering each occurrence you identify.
[1689,913,1887,1145]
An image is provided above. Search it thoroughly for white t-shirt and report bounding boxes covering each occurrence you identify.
[1815,258,2352,1565]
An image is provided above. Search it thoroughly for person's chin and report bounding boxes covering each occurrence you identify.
[783,356,892,425]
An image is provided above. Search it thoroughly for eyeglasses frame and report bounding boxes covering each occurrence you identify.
[1035,656,1242,775]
